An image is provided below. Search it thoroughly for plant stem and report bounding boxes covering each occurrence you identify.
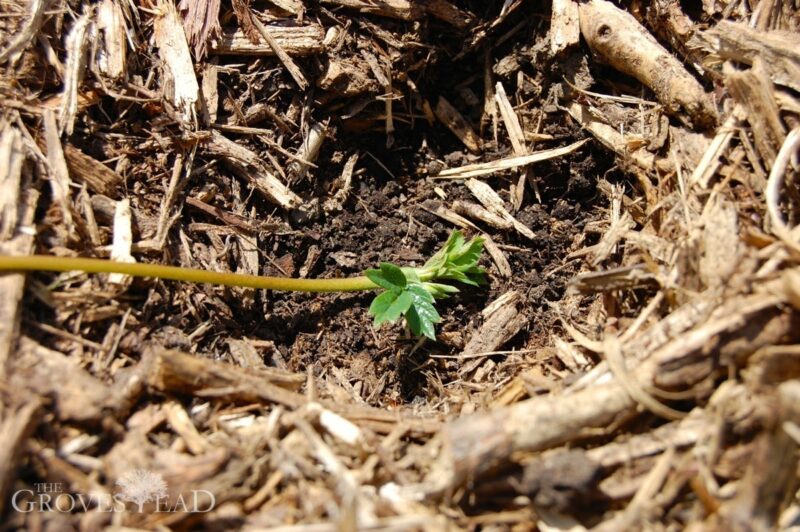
[0,255,379,293]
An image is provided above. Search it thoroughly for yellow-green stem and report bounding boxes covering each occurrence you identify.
[0,255,379,293]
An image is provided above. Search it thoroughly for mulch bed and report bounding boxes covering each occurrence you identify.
[0,0,799,529]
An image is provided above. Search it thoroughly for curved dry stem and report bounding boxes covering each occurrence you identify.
[766,127,800,254]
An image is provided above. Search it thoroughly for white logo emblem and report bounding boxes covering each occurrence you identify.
[116,469,168,512]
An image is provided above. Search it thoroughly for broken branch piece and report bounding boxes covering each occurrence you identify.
[578,0,716,128]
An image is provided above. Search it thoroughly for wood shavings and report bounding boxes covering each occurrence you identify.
[0,398,41,513]
[553,337,591,372]
[324,152,357,212]
[4,1,800,528]
[164,400,209,455]
[460,291,526,360]
[153,0,200,122]
[481,234,512,278]
[601,335,686,421]
[10,338,120,422]
[465,178,535,239]
[178,0,221,59]
[700,196,740,289]
[452,199,513,231]
[0,129,36,374]
[0,0,49,64]
[227,338,269,370]
[267,0,304,15]
[289,122,326,182]
[251,13,308,90]
[590,211,635,266]
[689,112,738,189]
[307,403,363,447]
[566,102,665,174]
[549,0,580,56]
[715,381,800,530]
[141,347,440,434]
[494,82,526,156]
[0,126,23,240]
[436,139,588,179]
[94,0,127,80]
[598,446,676,530]
[419,200,480,232]
[146,151,191,250]
[235,231,259,306]
[578,0,717,128]
[319,0,419,21]
[568,264,659,294]
[425,0,475,28]
[43,110,74,233]
[186,197,260,232]
[696,20,800,92]
[200,61,218,125]
[206,131,303,212]
[434,96,483,154]
[108,198,135,285]
[212,25,325,56]
[59,10,91,136]
[724,58,786,168]
[419,278,799,494]
[318,56,379,97]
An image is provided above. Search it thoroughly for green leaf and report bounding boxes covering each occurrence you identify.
[445,231,465,257]
[401,267,421,283]
[464,265,487,285]
[406,299,440,340]
[380,290,413,325]
[407,282,434,304]
[422,231,463,272]
[369,290,399,325]
[365,269,399,291]
[365,230,487,339]
[441,269,479,286]
[416,299,441,324]
[449,237,484,270]
[423,282,460,299]
[380,263,407,288]
[405,306,426,338]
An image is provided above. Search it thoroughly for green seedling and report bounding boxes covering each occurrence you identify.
[0,231,485,339]
[364,231,485,338]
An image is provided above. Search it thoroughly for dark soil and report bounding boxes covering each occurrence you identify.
[24,104,614,410]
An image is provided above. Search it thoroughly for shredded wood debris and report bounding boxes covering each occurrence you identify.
[1,0,799,529]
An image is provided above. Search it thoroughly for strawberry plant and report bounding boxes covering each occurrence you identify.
[0,231,485,339]
[365,231,485,338]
